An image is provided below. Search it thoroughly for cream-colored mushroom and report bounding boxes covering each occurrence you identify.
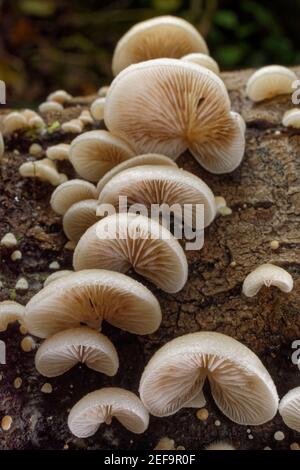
[90,98,105,120]
[63,199,99,243]
[39,101,64,114]
[68,388,149,437]
[112,16,209,76]
[73,213,188,293]
[35,327,119,377]
[246,66,297,102]
[78,110,94,125]
[0,300,25,332]
[282,108,300,128]
[0,132,4,159]
[44,270,73,287]
[50,179,97,215]
[181,53,220,75]
[28,115,45,129]
[98,85,110,97]
[69,130,135,182]
[279,387,300,432]
[139,331,279,425]
[24,269,161,337]
[19,159,68,186]
[46,143,70,161]
[3,112,27,135]
[96,153,177,195]
[242,263,293,297]
[47,89,72,104]
[206,441,235,450]
[105,59,245,174]
[98,165,216,228]
[61,119,83,134]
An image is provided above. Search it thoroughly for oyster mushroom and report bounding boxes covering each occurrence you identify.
[35,327,119,377]
[90,98,105,121]
[0,301,25,332]
[39,101,64,114]
[79,110,94,126]
[96,153,177,195]
[50,179,97,215]
[44,270,73,287]
[105,59,245,174]
[139,332,279,425]
[46,143,70,161]
[69,130,135,182]
[279,387,300,432]
[63,199,99,243]
[47,89,72,104]
[181,53,220,75]
[68,387,149,437]
[61,119,83,134]
[19,159,68,186]
[282,108,300,128]
[242,263,293,297]
[98,165,216,228]
[246,66,297,102]
[112,16,209,76]
[3,112,27,135]
[73,213,188,293]
[24,269,161,338]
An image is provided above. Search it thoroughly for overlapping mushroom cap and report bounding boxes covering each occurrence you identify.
[50,179,97,215]
[105,59,245,174]
[279,387,300,432]
[68,387,149,437]
[0,301,25,332]
[73,213,188,293]
[139,332,279,425]
[24,269,161,338]
[112,16,209,76]
[98,165,216,228]
[63,199,99,243]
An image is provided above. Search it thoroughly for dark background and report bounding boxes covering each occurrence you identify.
[1,0,300,106]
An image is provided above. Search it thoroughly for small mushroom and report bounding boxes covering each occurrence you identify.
[98,85,110,97]
[0,232,17,248]
[24,269,161,337]
[63,199,99,243]
[61,119,83,134]
[246,65,297,102]
[3,112,27,135]
[105,59,244,174]
[279,387,300,432]
[68,387,149,437]
[282,108,300,128]
[50,179,97,215]
[19,158,68,186]
[90,98,105,120]
[98,165,216,228]
[73,213,188,293]
[96,153,177,195]
[46,143,70,161]
[0,300,25,332]
[28,115,45,129]
[242,263,293,297]
[78,110,94,125]
[112,15,208,76]
[181,53,220,75]
[206,441,235,451]
[0,132,4,159]
[39,101,64,114]
[44,270,73,287]
[69,130,135,182]
[35,327,119,377]
[47,89,72,104]
[139,331,279,425]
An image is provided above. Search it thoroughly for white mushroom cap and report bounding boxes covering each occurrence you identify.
[39,101,64,114]
[105,59,243,174]
[19,159,68,186]
[139,331,279,425]
[50,179,97,215]
[78,110,94,125]
[63,199,99,242]
[44,270,73,287]
[24,269,161,337]
[68,387,149,437]
[69,130,135,182]
[282,108,300,128]
[61,119,83,134]
[22,109,39,121]
[46,143,70,161]
[96,153,178,195]
[98,165,216,228]
[112,15,209,76]
[28,115,45,129]
[0,132,4,160]
[246,65,297,102]
[35,327,119,377]
[73,213,188,293]
[90,98,105,120]
[47,89,72,104]
[279,387,300,432]
[242,263,293,297]
[0,300,25,332]
[181,53,220,75]
[3,112,27,135]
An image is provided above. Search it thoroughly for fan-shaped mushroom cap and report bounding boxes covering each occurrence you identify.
[19,159,68,186]
[181,53,220,75]
[61,119,83,134]
[139,332,279,425]
[90,98,105,120]
[3,112,27,135]
[112,16,209,76]
[79,109,94,125]
[73,213,188,293]
[0,301,25,332]
[282,108,300,128]
[47,89,72,104]
[0,132,4,160]
[105,59,244,174]
[50,179,97,215]
[39,101,64,113]
[246,66,297,102]
[69,130,135,182]
[98,165,216,228]
[279,387,300,432]
[35,327,119,377]
[46,143,70,161]
[242,263,293,298]
[63,199,99,242]
[24,269,161,338]
[68,387,149,437]
[44,270,73,287]
[96,153,177,195]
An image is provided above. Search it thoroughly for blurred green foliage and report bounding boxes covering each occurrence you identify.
[1,0,300,106]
